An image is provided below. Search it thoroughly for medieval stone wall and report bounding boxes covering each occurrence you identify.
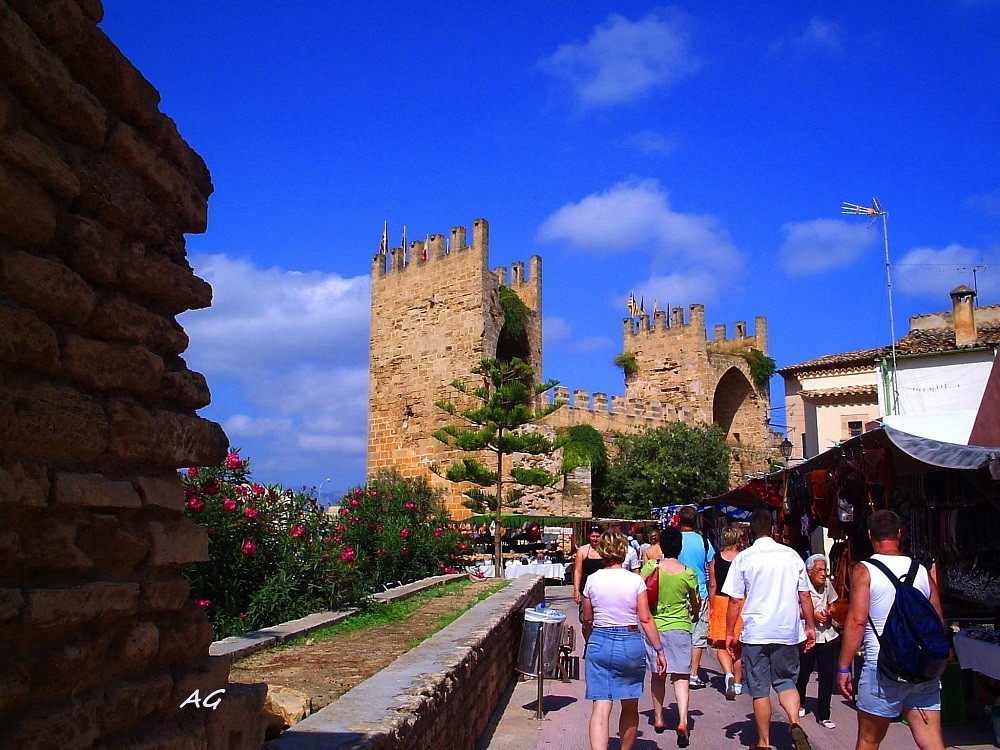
[0,1,264,747]
[368,219,543,517]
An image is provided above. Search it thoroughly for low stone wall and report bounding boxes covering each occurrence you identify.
[267,575,544,750]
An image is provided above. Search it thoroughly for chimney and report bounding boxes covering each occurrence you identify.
[950,284,977,347]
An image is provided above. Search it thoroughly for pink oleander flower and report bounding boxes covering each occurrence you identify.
[251,483,266,496]
[241,540,257,556]
[196,599,211,608]
[235,484,249,497]
[368,489,377,497]
[243,507,258,519]
[374,524,384,533]
[349,499,360,507]
[400,528,410,539]
[458,542,468,551]
[401,547,409,556]
[340,545,355,562]
[335,524,345,533]
[186,467,199,477]
[202,478,219,496]
[444,567,458,574]
[332,533,341,543]
[226,452,242,469]
[433,528,443,538]
[222,498,237,512]
[340,507,351,516]
[187,497,204,511]
[290,525,305,538]
[404,502,416,510]
[238,612,248,621]
[376,548,385,556]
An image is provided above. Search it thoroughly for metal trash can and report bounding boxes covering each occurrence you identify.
[516,607,567,678]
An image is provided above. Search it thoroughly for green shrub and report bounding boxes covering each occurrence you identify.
[183,451,364,638]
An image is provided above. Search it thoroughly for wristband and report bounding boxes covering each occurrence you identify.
[654,646,664,653]
[837,667,851,674]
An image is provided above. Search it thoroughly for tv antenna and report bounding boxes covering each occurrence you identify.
[841,196,899,413]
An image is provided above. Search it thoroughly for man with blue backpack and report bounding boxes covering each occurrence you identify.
[836,510,948,750]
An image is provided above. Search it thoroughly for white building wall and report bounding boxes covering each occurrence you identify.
[881,350,996,416]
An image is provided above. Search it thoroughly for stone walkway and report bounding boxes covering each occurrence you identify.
[478,586,996,750]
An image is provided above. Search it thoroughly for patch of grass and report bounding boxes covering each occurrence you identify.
[264,579,507,654]
[401,580,510,648]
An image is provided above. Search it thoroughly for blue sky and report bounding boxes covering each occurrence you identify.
[99,2,1000,496]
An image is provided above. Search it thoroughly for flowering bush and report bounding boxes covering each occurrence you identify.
[183,451,365,638]
[337,470,468,588]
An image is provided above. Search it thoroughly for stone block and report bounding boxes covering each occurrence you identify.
[160,368,212,410]
[0,3,106,149]
[23,582,139,625]
[0,300,60,371]
[0,588,25,621]
[0,123,80,198]
[140,580,190,612]
[11,515,92,574]
[69,152,168,244]
[136,473,185,512]
[264,685,312,728]
[0,159,58,246]
[87,293,189,355]
[203,682,267,750]
[170,654,232,706]
[99,673,174,738]
[0,456,49,506]
[146,519,209,567]
[119,242,213,314]
[62,334,164,393]
[155,611,213,668]
[53,471,140,508]
[0,377,108,461]
[111,623,163,677]
[0,247,96,325]
[147,117,213,203]
[104,398,228,468]
[0,688,102,750]
[60,214,122,285]
[75,513,150,574]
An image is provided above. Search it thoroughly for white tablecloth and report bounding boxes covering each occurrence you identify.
[953,630,1000,680]
[467,562,567,580]
[504,562,567,580]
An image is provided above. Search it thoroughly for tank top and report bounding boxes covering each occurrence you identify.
[580,554,604,594]
[715,554,734,592]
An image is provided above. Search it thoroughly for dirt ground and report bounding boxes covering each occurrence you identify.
[229,578,506,711]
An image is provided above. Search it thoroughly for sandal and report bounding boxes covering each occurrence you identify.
[676,725,690,747]
[653,720,666,734]
[789,724,812,750]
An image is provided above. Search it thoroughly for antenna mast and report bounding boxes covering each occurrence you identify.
[841,197,898,413]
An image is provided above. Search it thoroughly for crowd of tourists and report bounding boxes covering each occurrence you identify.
[572,507,948,750]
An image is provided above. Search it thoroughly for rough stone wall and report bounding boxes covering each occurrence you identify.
[368,219,543,517]
[0,2,264,747]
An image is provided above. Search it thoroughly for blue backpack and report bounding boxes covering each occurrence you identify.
[866,557,949,684]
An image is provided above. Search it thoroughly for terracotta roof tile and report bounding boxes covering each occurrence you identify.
[895,322,1000,355]
[778,347,887,375]
[799,384,878,400]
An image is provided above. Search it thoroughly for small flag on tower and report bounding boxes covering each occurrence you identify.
[627,292,639,316]
[639,296,645,315]
[379,221,388,254]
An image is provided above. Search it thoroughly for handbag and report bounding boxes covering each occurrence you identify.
[644,564,660,614]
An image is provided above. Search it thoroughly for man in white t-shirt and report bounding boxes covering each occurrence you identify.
[724,508,816,750]
[836,510,945,750]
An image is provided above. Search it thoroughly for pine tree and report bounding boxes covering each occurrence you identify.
[432,357,562,576]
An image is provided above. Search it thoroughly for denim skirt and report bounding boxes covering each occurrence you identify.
[585,626,647,700]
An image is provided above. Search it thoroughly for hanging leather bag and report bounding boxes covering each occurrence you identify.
[644,564,660,614]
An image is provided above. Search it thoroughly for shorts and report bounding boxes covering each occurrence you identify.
[707,594,742,643]
[644,629,693,675]
[855,661,941,718]
[585,626,646,701]
[691,596,709,649]
[742,642,800,699]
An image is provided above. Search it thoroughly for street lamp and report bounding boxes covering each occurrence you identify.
[779,438,793,466]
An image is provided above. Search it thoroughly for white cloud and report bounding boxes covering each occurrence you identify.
[627,130,676,155]
[543,315,615,354]
[539,8,700,108]
[966,188,1000,216]
[537,179,742,298]
[634,271,724,310]
[771,17,842,56]
[895,244,999,300]
[179,253,370,490]
[780,219,878,276]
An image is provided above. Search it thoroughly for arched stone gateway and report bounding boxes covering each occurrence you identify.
[712,366,762,440]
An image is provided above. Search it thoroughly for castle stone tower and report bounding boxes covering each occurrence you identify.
[368,219,542,516]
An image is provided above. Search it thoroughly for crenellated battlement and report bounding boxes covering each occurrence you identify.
[371,218,491,279]
[547,386,684,422]
[622,305,768,356]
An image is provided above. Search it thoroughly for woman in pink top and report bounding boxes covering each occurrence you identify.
[583,531,666,750]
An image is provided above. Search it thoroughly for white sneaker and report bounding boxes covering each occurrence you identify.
[733,682,743,695]
[725,673,736,701]
[819,719,836,729]
[798,707,806,718]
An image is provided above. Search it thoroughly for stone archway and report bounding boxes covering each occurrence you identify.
[712,366,760,440]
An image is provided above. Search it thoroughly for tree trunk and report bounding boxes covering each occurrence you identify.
[494,444,503,578]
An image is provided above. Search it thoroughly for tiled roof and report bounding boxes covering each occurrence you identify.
[894,322,1000,355]
[799,384,878,400]
[778,347,887,375]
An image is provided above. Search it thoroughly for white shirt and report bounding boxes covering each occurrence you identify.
[861,554,931,663]
[583,567,646,627]
[722,536,809,645]
[806,579,839,644]
[624,546,641,571]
